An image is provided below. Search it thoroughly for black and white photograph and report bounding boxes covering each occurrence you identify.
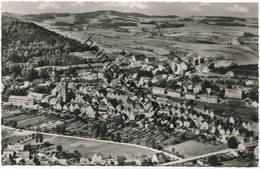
[1,0,259,167]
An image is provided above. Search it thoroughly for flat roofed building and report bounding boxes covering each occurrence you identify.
[28,92,44,101]
[152,87,165,95]
[167,89,181,98]
[9,95,34,107]
[200,94,218,103]
[185,93,197,100]
[225,88,242,99]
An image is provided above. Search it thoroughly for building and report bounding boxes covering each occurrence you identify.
[199,95,218,103]
[28,92,44,101]
[92,153,104,164]
[193,85,202,94]
[151,153,167,164]
[225,71,234,77]
[225,89,242,99]
[9,95,34,107]
[166,89,181,98]
[152,87,165,95]
[185,93,197,100]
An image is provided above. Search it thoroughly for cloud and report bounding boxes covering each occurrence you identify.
[37,2,60,10]
[225,4,249,13]
[189,6,203,12]
[106,2,148,10]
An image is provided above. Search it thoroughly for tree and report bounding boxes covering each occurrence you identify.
[227,137,238,149]
[39,134,43,143]
[207,155,218,166]
[33,156,41,165]
[116,133,122,142]
[117,156,127,165]
[56,145,63,152]
[192,75,201,83]
[38,69,49,79]
[248,87,258,102]
[22,68,39,81]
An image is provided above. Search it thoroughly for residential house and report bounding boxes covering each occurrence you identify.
[151,153,167,164]
[193,85,202,94]
[80,104,96,118]
[92,153,104,164]
[225,71,234,77]
[58,159,68,165]
[80,157,91,165]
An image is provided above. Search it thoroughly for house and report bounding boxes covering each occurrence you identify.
[80,157,91,165]
[7,143,24,152]
[254,146,258,160]
[19,151,30,160]
[8,95,34,107]
[151,153,167,164]
[245,80,254,86]
[28,92,45,101]
[167,89,181,98]
[131,54,146,62]
[69,104,75,112]
[58,159,68,165]
[238,143,246,152]
[251,101,258,108]
[152,87,165,95]
[55,103,63,111]
[185,93,197,100]
[199,95,218,103]
[92,153,104,164]
[2,151,13,158]
[80,105,96,118]
[193,85,202,94]
[200,121,209,130]
[225,71,234,77]
[49,98,59,105]
[63,104,69,111]
[225,88,242,99]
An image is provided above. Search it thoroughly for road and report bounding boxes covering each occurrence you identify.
[160,148,232,166]
[2,125,182,160]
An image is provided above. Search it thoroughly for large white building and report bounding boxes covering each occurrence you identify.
[225,89,242,99]
[9,95,34,107]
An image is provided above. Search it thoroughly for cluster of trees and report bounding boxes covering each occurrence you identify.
[157,22,185,28]
[2,16,90,76]
[213,64,258,77]
[95,20,138,28]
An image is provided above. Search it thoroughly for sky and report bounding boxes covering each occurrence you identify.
[1,1,258,18]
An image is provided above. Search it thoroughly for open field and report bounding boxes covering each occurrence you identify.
[164,140,227,158]
[45,135,156,159]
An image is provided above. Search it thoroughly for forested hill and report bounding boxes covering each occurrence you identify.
[2,14,89,73]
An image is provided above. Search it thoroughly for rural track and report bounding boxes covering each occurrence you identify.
[2,125,182,160]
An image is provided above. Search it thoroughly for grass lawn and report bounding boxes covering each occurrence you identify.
[164,140,227,158]
[44,135,156,159]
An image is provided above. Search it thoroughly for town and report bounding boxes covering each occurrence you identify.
[1,2,259,167]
